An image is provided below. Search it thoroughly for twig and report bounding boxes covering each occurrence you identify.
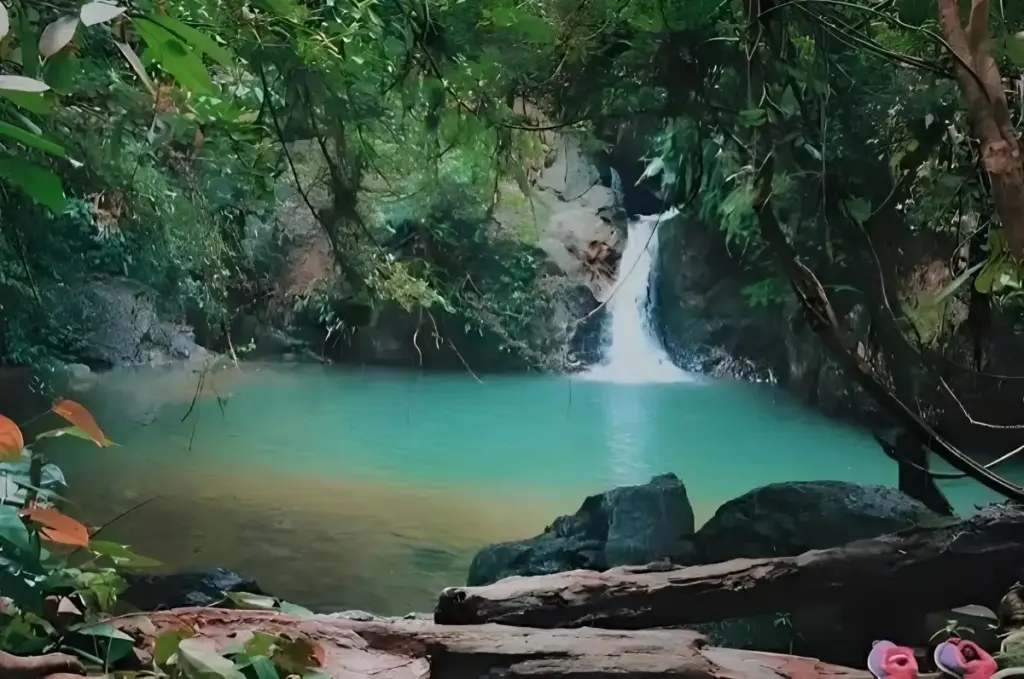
[941,377,1024,430]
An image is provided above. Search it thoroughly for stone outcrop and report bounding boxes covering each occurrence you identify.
[45,277,206,369]
[467,473,695,586]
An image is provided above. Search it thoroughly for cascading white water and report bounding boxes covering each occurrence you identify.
[585,210,693,384]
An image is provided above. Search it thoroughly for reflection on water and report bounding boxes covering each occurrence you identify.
[40,360,1013,615]
[601,383,652,486]
[65,465,560,613]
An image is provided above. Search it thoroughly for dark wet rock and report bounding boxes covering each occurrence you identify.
[120,568,263,611]
[689,481,941,663]
[47,278,207,369]
[693,480,940,563]
[467,473,696,586]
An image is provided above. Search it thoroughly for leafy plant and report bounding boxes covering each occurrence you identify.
[0,401,158,664]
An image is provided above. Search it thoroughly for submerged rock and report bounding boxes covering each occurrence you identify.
[693,480,940,563]
[467,473,696,586]
[120,568,263,611]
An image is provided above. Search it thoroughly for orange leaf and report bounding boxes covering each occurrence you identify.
[0,415,24,460]
[51,399,110,447]
[21,506,90,547]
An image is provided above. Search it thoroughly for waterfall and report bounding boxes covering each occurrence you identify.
[585,210,693,384]
[610,167,625,207]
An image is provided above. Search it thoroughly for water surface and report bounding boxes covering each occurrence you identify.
[38,361,1002,614]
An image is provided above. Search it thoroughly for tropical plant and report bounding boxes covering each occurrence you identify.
[0,400,159,668]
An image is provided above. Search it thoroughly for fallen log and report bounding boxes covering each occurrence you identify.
[434,503,1024,628]
[120,607,878,679]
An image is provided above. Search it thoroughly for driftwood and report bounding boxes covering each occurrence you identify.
[112,607,878,679]
[435,504,1024,628]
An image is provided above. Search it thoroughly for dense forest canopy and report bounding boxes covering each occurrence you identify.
[2,0,1024,502]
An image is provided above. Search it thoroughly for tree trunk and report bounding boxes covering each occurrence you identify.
[892,431,954,516]
[435,504,1023,628]
[937,0,1024,259]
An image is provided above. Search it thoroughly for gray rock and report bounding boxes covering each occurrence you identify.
[693,480,940,563]
[467,473,695,586]
[46,278,207,369]
[120,568,262,611]
[329,610,378,622]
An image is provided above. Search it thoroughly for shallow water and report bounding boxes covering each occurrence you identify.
[40,361,1009,614]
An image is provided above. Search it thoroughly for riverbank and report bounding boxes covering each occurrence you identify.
[20,500,1022,679]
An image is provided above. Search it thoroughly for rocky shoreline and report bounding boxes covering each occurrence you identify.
[109,474,1021,678]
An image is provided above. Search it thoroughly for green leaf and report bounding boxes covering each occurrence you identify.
[154,627,195,666]
[999,36,1024,68]
[512,14,555,42]
[225,591,277,610]
[68,622,135,664]
[74,570,124,611]
[929,261,984,306]
[17,10,40,79]
[242,631,281,658]
[157,41,209,93]
[0,506,34,559]
[739,108,767,127]
[238,655,278,679]
[0,91,52,114]
[88,540,161,568]
[988,228,1005,258]
[42,50,81,92]
[252,0,305,19]
[145,14,233,66]
[0,121,65,157]
[975,256,1005,294]
[844,197,872,226]
[777,85,799,117]
[278,600,314,616]
[36,427,101,444]
[0,157,66,212]
[133,19,215,94]
[177,637,246,679]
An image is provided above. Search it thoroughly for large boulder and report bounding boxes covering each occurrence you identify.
[45,278,207,369]
[689,481,941,665]
[693,480,940,563]
[467,473,695,586]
